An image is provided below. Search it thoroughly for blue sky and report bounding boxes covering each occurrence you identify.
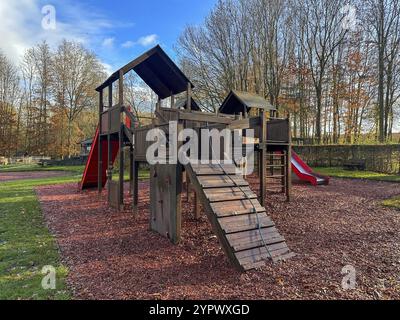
[0,0,216,73]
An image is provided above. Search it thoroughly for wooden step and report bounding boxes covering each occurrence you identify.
[198,175,249,188]
[227,227,285,252]
[240,248,292,269]
[204,186,257,203]
[218,213,274,233]
[210,199,265,217]
[191,163,239,175]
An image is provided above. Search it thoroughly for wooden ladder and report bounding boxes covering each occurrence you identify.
[185,163,294,271]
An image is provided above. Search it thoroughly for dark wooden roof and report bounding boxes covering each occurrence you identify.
[175,97,201,111]
[96,45,193,99]
[219,90,276,115]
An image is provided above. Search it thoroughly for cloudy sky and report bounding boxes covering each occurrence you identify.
[0,0,216,74]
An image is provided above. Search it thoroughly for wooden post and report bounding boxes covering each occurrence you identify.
[132,160,139,214]
[118,70,124,207]
[119,70,124,106]
[98,90,103,193]
[186,171,190,201]
[186,82,191,111]
[129,145,134,194]
[119,124,124,208]
[172,121,184,243]
[194,191,201,219]
[107,84,113,203]
[171,94,175,109]
[286,116,292,202]
[281,150,286,194]
[259,110,266,207]
[158,96,162,110]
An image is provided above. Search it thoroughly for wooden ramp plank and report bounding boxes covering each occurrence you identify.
[191,164,239,175]
[198,175,249,188]
[235,242,289,260]
[241,248,291,269]
[184,162,293,271]
[211,199,265,217]
[218,213,274,233]
[204,186,257,203]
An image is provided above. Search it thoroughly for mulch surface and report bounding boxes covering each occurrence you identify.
[0,171,68,182]
[35,178,400,299]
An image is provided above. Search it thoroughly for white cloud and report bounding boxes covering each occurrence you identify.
[137,34,158,47]
[0,0,118,64]
[121,34,159,49]
[121,40,135,48]
[102,37,115,48]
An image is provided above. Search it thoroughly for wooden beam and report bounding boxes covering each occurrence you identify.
[194,190,201,219]
[119,70,124,106]
[129,145,134,195]
[156,96,161,112]
[259,110,266,207]
[132,160,139,214]
[178,111,233,124]
[171,94,175,109]
[98,90,103,193]
[228,117,260,130]
[286,117,291,202]
[170,121,184,243]
[107,84,113,203]
[119,124,124,208]
[187,82,192,111]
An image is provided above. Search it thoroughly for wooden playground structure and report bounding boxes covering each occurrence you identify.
[80,45,295,271]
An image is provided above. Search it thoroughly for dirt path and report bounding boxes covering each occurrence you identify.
[0,171,69,182]
[36,178,400,299]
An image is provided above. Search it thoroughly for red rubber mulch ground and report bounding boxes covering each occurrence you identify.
[35,178,400,299]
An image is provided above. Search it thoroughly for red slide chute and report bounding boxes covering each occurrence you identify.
[291,151,329,186]
[79,126,119,190]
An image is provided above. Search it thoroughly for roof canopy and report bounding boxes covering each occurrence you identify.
[219,90,276,115]
[96,45,193,100]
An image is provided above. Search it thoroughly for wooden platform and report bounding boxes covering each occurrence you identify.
[185,163,294,271]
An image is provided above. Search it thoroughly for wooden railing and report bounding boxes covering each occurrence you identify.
[100,104,122,134]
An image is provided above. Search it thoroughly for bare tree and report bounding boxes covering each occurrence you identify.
[366,0,400,142]
[52,40,106,156]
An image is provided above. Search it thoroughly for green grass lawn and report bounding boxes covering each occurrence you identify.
[0,174,81,300]
[0,163,150,179]
[0,163,84,174]
[313,167,400,183]
[382,196,400,210]
[0,164,149,299]
[313,167,400,210]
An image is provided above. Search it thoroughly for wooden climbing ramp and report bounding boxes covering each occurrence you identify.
[185,163,294,271]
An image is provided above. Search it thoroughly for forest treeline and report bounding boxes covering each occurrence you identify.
[1,0,400,158]
[0,40,106,158]
[177,0,400,144]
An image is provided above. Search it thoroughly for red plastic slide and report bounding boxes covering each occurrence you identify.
[79,126,119,190]
[291,151,329,186]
